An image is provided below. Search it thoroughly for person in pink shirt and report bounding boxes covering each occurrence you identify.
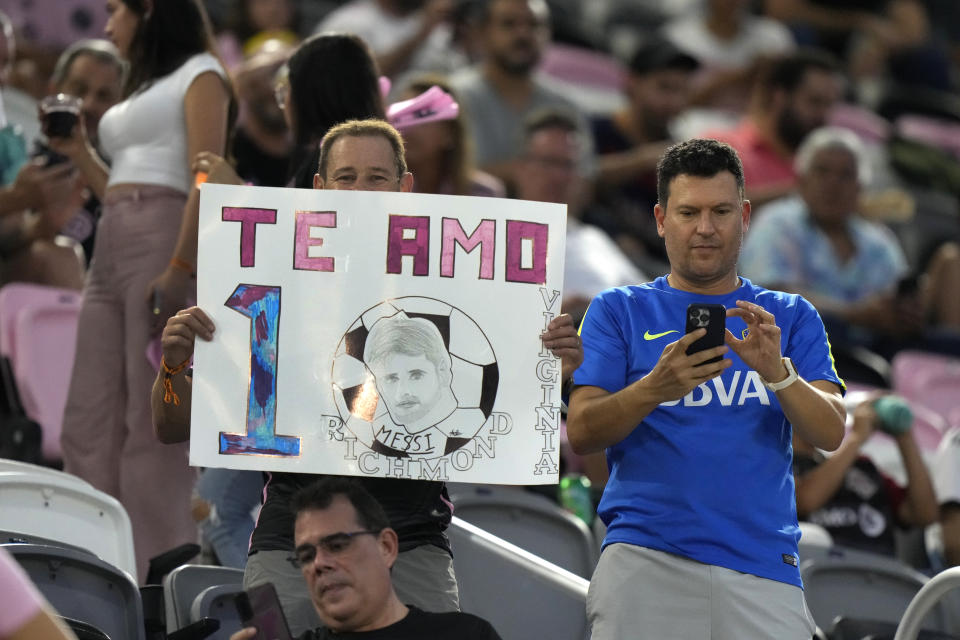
[0,546,77,640]
[705,49,842,206]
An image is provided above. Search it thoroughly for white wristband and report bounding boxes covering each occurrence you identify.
[761,357,799,392]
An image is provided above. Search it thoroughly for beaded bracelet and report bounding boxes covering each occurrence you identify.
[161,356,190,405]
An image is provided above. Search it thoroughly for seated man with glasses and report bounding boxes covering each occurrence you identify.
[232,477,502,639]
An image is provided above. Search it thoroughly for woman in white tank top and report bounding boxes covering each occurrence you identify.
[48,0,233,581]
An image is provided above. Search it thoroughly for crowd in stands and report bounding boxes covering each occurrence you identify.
[2,0,960,637]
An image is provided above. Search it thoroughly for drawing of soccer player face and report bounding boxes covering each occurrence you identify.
[368,352,443,428]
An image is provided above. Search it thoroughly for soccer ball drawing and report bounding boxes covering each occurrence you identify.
[331,297,499,458]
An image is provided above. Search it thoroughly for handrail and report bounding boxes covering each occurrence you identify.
[449,516,590,601]
[894,566,960,640]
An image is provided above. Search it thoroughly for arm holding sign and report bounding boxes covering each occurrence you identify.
[540,314,583,384]
[151,307,215,444]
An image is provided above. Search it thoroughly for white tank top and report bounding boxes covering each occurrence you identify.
[99,52,226,193]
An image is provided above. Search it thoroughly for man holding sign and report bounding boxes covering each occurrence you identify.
[153,119,582,633]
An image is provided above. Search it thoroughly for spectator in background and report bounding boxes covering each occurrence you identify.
[931,426,960,567]
[589,36,699,272]
[314,0,461,80]
[705,48,843,205]
[397,75,504,197]
[793,395,938,557]
[740,127,960,349]
[0,546,79,640]
[51,0,233,581]
[229,38,294,188]
[763,0,945,99]
[0,38,124,288]
[449,0,594,191]
[0,10,29,185]
[219,0,300,68]
[515,108,645,321]
[662,0,795,111]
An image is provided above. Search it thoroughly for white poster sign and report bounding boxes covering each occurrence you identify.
[189,184,566,484]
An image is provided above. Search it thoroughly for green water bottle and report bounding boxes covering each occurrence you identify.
[873,395,913,436]
[559,473,594,526]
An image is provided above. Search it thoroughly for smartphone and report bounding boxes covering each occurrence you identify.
[234,583,293,640]
[685,303,726,364]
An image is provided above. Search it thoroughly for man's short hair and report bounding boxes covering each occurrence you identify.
[290,477,390,532]
[523,107,578,141]
[760,48,841,96]
[51,39,125,89]
[656,139,745,206]
[317,118,407,180]
[363,312,452,384]
[628,36,699,77]
[795,126,872,186]
[477,0,550,25]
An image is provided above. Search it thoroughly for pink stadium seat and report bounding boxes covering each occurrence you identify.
[539,43,626,91]
[896,114,960,160]
[828,103,892,145]
[0,284,82,462]
[892,350,960,426]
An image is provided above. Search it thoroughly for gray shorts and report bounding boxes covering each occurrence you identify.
[244,544,459,636]
[587,544,816,640]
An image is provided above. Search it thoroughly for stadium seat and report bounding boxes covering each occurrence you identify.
[189,583,246,640]
[446,483,598,578]
[5,542,144,640]
[449,516,589,640]
[892,351,960,425]
[0,283,82,462]
[163,564,245,633]
[0,469,137,579]
[801,552,951,634]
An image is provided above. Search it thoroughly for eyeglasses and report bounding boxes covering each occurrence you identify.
[287,530,381,568]
[273,63,289,111]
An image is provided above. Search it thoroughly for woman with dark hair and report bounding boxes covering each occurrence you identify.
[195,32,384,189]
[49,0,232,580]
[282,32,384,188]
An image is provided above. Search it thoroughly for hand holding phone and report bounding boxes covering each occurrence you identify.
[685,304,726,365]
[234,583,293,640]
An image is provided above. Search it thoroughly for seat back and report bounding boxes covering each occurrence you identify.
[0,283,81,461]
[189,583,246,640]
[801,552,950,632]
[5,542,144,640]
[449,517,589,640]
[163,564,245,632]
[447,484,598,579]
[893,351,960,425]
[0,470,136,579]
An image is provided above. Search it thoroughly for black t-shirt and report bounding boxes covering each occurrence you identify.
[250,473,451,555]
[297,606,502,640]
[794,452,905,556]
[231,127,291,188]
[587,116,665,263]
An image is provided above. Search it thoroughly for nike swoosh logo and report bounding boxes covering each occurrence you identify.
[644,330,679,340]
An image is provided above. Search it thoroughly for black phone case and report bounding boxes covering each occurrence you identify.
[685,303,726,364]
[235,582,293,640]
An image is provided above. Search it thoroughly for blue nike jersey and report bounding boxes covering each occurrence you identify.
[575,276,843,587]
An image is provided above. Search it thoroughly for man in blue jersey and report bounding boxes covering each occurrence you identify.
[567,138,846,639]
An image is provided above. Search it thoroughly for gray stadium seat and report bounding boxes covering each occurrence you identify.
[5,542,144,640]
[447,483,598,578]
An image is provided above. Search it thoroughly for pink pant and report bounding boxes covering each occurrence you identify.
[61,185,197,582]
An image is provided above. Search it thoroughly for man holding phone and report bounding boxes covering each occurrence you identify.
[567,139,846,639]
[230,477,502,640]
